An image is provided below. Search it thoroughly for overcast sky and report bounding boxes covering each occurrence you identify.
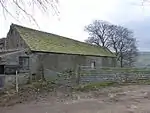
[0,0,150,51]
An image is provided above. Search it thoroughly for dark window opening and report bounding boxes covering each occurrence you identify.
[0,65,4,74]
[19,56,29,70]
[91,61,96,68]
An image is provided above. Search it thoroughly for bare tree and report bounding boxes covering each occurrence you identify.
[108,25,138,67]
[121,37,138,67]
[107,25,138,67]
[0,0,59,24]
[85,20,111,47]
[85,20,138,67]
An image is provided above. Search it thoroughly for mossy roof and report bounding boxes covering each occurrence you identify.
[12,24,116,57]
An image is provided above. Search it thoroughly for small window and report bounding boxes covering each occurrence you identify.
[0,65,4,74]
[91,61,96,69]
[19,56,29,70]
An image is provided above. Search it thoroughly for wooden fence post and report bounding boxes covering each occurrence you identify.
[16,70,19,93]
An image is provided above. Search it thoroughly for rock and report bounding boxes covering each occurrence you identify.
[108,93,116,98]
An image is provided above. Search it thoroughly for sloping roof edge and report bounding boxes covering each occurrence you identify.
[31,50,116,58]
[11,24,116,57]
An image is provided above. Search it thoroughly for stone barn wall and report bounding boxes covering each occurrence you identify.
[29,52,116,76]
[6,25,28,50]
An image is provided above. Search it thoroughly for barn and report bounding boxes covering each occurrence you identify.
[1,24,116,77]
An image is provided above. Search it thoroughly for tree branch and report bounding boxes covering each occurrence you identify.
[0,0,59,25]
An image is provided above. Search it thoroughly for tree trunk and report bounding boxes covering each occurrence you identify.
[120,59,123,67]
[120,53,123,68]
[102,42,105,47]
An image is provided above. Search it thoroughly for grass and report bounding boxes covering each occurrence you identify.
[80,67,150,76]
[135,52,150,68]
[74,82,117,91]
[21,80,57,92]
[73,80,150,92]
[135,79,150,85]
[100,67,150,73]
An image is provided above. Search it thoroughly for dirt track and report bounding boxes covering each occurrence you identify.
[1,85,150,113]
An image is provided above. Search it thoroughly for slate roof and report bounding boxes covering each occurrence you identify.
[12,24,116,57]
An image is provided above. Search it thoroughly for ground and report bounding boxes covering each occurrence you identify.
[1,85,150,113]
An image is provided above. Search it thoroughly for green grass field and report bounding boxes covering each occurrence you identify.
[135,52,150,68]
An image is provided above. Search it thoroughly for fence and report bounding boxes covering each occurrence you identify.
[2,65,30,90]
[1,66,150,90]
[44,68,77,86]
[0,73,29,90]
[5,73,29,87]
[42,66,150,86]
[77,66,150,84]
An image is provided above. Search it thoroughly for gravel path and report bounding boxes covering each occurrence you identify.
[1,85,150,113]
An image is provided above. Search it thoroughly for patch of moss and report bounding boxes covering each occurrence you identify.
[13,24,115,57]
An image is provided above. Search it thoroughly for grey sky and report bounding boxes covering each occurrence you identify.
[0,0,150,51]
